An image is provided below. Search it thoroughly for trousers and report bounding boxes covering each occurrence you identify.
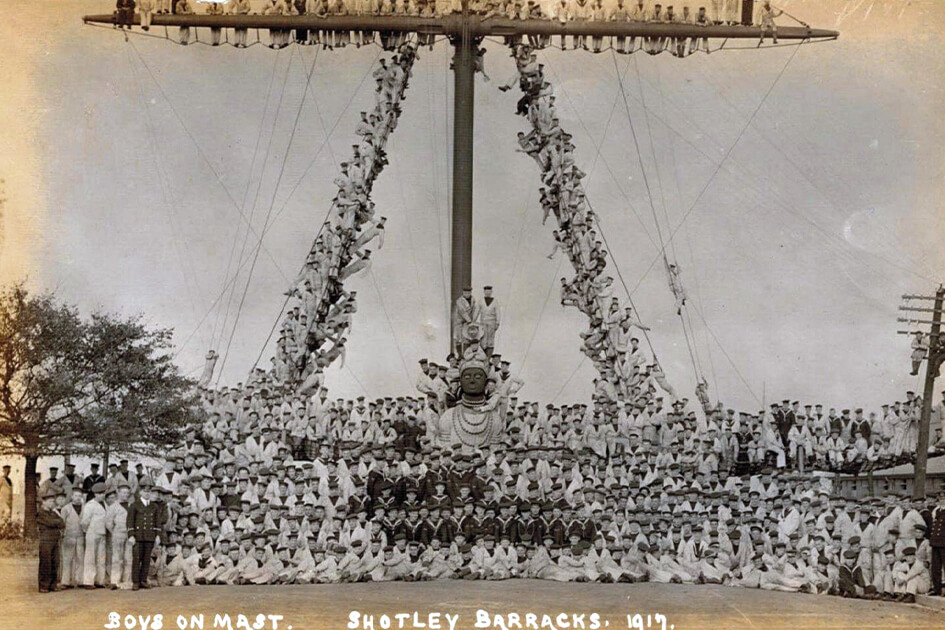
[932,545,944,596]
[60,535,84,585]
[82,532,106,586]
[131,540,156,587]
[110,535,132,586]
[38,539,61,591]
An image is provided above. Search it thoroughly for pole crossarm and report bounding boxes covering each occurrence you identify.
[82,14,838,41]
[897,317,942,326]
[905,285,945,500]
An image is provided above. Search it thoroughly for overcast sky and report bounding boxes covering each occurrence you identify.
[1,0,944,413]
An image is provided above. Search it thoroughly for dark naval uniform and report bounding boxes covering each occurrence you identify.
[931,502,945,596]
[36,492,65,592]
[126,478,164,589]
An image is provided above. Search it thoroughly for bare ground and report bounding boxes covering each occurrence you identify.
[1,558,943,630]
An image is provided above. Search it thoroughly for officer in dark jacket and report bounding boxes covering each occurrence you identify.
[930,490,945,596]
[126,476,164,590]
[37,489,65,593]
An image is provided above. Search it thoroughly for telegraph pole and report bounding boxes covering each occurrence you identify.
[897,285,945,500]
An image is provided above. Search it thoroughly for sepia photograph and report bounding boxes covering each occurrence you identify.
[0,0,944,628]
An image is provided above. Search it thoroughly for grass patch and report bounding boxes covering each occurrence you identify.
[0,521,35,558]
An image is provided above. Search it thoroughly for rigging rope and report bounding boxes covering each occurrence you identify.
[125,43,203,320]
[585,55,631,184]
[390,131,434,356]
[257,46,421,385]
[539,55,660,250]
[628,42,803,295]
[218,48,320,381]
[716,56,938,286]
[678,310,703,383]
[127,39,291,282]
[252,293,292,372]
[257,49,383,233]
[636,56,677,263]
[343,364,372,399]
[632,56,702,380]
[536,54,660,360]
[611,51,665,254]
[212,51,282,352]
[427,51,449,321]
[172,54,380,361]
[499,187,534,349]
[657,59,711,384]
[643,57,703,381]
[552,356,588,404]
[518,255,566,374]
[686,301,762,405]
[623,55,931,295]
[444,45,452,272]
[218,48,296,358]
[588,207,658,360]
[617,51,694,379]
[368,270,414,389]
[683,302,704,381]
[296,46,337,168]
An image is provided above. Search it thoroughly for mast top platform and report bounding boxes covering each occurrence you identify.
[82,13,839,42]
